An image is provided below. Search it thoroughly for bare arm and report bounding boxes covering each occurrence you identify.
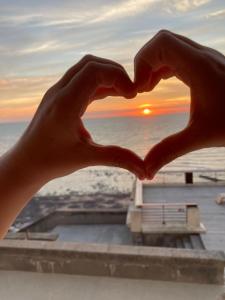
[0,147,46,237]
[0,55,145,238]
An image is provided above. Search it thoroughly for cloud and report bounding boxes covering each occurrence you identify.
[89,0,157,23]
[19,41,60,55]
[0,0,224,121]
[0,0,157,28]
[0,13,43,26]
[163,0,210,13]
[206,9,225,19]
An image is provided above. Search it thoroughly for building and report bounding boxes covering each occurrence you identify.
[0,170,225,299]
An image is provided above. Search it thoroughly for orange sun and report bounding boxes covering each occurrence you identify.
[142,108,152,115]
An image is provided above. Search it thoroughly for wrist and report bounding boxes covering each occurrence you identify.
[0,144,47,239]
[0,144,48,189]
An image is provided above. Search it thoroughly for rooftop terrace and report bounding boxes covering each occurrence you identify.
[143,183,225,251]
[1,171,225,299]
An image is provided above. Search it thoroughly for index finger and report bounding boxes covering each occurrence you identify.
[64,61,137,115]
[134,30,201,91]
[55,55,125,89]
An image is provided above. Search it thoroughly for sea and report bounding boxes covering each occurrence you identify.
[1,112,225,196]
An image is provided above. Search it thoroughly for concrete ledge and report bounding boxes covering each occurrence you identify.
[5,232,58,241]
[21,209,127,232]
[142,181,225,187]
[0,240,224,284]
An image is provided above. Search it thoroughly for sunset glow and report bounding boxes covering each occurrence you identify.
[139,104,152,109]
[143,108,152,115]
[0,1,224,122]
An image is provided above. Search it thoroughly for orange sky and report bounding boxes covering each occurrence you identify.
[84,77,190,119]
[0,1,224,122]
[0,76,190,122]
[86,100,190,119]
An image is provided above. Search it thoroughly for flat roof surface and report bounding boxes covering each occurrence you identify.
[51,224,132,245]
[0,270,224,300]
[143,184,225,251]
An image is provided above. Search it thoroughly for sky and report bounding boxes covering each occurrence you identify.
[0,0,225,122]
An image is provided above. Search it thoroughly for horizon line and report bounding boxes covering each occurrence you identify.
[0,109,189,125]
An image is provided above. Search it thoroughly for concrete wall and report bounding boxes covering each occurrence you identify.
[0,270,224,300]
[21,209,127,232]
[0,240,224,285]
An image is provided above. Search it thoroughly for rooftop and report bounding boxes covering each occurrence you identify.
[1,171,225,299]
[143,183,225,251]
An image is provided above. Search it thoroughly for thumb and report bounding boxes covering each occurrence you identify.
[91,144,145,180]
[145,127,201,179]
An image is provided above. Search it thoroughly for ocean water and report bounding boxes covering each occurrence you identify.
[0,113,225,195]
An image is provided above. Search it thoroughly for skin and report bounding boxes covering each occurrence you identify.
[0,55,145,238]
[134,30,225,179]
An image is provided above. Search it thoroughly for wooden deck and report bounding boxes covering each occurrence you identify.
[143,184,225,251]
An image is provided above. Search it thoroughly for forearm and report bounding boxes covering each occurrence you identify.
[0,146,46,238]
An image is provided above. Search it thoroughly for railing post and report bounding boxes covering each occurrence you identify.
[130,209,142,233]
[187,204,200,227]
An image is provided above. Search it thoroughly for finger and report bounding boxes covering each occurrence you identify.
[133,58,152,92]
[172,33,203,49]
[141,66,173,92]
[134,30,200,91]
[66,62,137,114]
[78,62,136,99]
[90,144,146,180]
[56,55,125,89]
[79,121,92,140]
[93,87,119,100]
[173,33,225,59]
[144,127,201,179]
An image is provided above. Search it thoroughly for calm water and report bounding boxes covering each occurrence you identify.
[1,113,225,195]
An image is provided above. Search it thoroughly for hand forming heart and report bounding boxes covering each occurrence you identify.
[134,30,225,179]
[0,54,143,237]
[13,55,145,183]
[12,30,225,184]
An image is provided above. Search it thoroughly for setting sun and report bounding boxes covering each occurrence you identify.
[143,108,152,115]
[139,104,152,116]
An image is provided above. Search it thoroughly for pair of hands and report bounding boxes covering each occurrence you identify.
[12,30,225,184]
[0,29,225,237]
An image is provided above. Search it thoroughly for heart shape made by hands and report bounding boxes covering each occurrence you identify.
[89,30,225,180]
[25,30,225,184]
[132,30,225,180]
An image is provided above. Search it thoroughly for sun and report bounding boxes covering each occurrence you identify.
[139,104,152,116]
[142,108,152,115]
